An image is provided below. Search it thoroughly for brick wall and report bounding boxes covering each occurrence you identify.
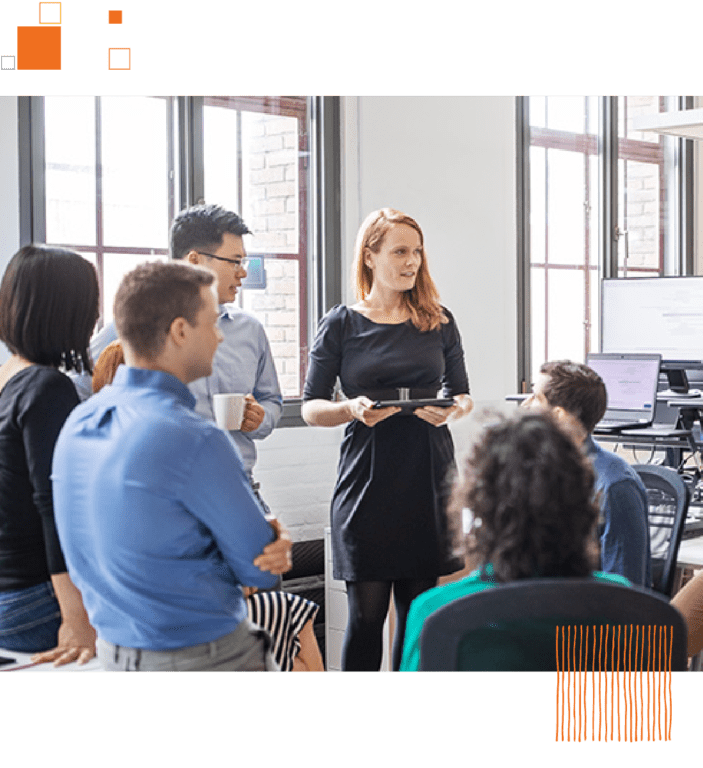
[240,111,303,397]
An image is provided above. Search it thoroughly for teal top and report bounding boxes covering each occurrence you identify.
[399,564,631,671]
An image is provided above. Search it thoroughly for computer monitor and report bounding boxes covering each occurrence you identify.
[601,276,703,392]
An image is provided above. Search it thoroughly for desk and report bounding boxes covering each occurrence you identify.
[677,537,703,569]
[0,647,102,672]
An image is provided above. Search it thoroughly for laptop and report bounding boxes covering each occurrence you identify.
[586,353,661,432]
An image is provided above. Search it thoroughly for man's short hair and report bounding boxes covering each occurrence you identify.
[114,261,215,359]
[539,360,608,433]
[170,204,251,260]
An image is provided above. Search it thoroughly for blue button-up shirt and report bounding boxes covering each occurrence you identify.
[586,436,652,587]
[52,366,278,650]
[71,304,283,478]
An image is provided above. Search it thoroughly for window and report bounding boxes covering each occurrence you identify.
[201,97,310,398]
[517,96,693,390]
[19,96,340,412]
[40,96,175,325]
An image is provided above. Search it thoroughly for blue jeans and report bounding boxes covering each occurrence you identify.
[0,581,61,653]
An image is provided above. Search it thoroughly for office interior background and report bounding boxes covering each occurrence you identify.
[1,94,700,547]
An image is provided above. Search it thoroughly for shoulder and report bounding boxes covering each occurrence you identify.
[16,366,79,408]
[313,304,352,338]
[438,306,460,335]
[321,304,350,325]
[593,570,632,588]
[409,568,487,622]
[221,305,266,333]
[590,441,644,488]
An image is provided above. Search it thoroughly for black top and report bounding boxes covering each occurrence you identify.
[303,305,469,581]
[0,365,78,591]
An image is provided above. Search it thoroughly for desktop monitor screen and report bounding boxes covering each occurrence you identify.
[601,276,703,365]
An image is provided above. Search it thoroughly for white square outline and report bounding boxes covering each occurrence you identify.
[39,2,62,24]
[108,48,131,70]
[1,56,16,70]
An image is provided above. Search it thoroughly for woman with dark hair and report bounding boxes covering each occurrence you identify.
[400,409,631,670]
[302,208,473,671]
[0,244,99,664]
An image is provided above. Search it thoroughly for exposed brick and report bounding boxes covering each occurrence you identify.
[250,167,285,185]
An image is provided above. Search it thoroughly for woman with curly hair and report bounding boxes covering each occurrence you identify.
[400,409,630,671]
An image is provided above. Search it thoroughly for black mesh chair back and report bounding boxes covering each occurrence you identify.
[418,578,688,671]
[633,464,690,597]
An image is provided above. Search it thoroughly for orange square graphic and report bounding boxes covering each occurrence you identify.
[109,48,130,70]
[17,26,61,70]
[38,0,62,27]
[109,10,122,24]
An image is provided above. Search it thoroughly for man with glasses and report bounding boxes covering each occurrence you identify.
[80,204,283,511]
[170,204,283,506]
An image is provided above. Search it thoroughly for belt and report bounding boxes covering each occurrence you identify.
[364,387,439,402]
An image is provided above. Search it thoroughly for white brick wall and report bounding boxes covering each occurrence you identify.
[254,423,343,541]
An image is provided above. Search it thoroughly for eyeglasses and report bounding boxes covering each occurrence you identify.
[197,251,248,268]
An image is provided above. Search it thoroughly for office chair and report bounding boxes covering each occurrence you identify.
[633,464,690,597]
[418,578,688,671]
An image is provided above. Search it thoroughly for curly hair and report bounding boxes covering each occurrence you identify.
[453,410,599,582]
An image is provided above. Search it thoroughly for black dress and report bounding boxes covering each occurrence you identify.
[303,305,469,581]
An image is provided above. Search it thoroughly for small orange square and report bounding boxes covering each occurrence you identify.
[109,10,122,24]
[108,48,130,70]
[17,26,61,70]
[37,0,62,27]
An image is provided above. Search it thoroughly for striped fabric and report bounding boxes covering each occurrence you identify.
[246,591,319,671]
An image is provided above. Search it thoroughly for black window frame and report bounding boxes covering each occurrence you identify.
[516,95,695,393]
[18,95,341,427]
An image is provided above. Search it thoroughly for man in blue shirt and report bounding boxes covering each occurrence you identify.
[524,359,652,587]
[53,261,291,670]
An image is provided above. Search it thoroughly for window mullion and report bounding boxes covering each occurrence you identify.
[600,96,618,280]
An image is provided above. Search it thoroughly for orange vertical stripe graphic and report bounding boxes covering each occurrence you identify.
[555,624,675,742]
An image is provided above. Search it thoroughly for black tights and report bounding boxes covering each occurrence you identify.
[342,578,437,671]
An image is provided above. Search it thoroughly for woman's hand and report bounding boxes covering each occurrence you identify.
[31,572,96,667]
[30,615,97,667]
[347,396,401,427]
[414,393,474,427]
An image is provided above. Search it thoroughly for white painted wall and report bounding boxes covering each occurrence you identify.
[259,96,519,538]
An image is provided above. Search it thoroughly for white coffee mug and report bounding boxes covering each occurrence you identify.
[213,393,246,430]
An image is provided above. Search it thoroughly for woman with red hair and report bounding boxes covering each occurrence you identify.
[302,208,473,670]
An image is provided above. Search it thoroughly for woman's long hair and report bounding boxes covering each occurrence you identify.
[453,410,600,582]
[352,208,446,332]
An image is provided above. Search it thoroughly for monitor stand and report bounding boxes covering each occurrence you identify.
[661,368,702,398]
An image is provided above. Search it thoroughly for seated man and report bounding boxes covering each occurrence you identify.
[524,359,651,587]
[52,261,291,671]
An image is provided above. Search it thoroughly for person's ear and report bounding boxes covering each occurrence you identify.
[552,405,569,423]
[363,248,374,270]
[167,316,189,348]
[186,250,201,266]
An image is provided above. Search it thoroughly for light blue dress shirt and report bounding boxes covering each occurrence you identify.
[189,304,283,477]
[52,366,278,650]
[71,304,283,477]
